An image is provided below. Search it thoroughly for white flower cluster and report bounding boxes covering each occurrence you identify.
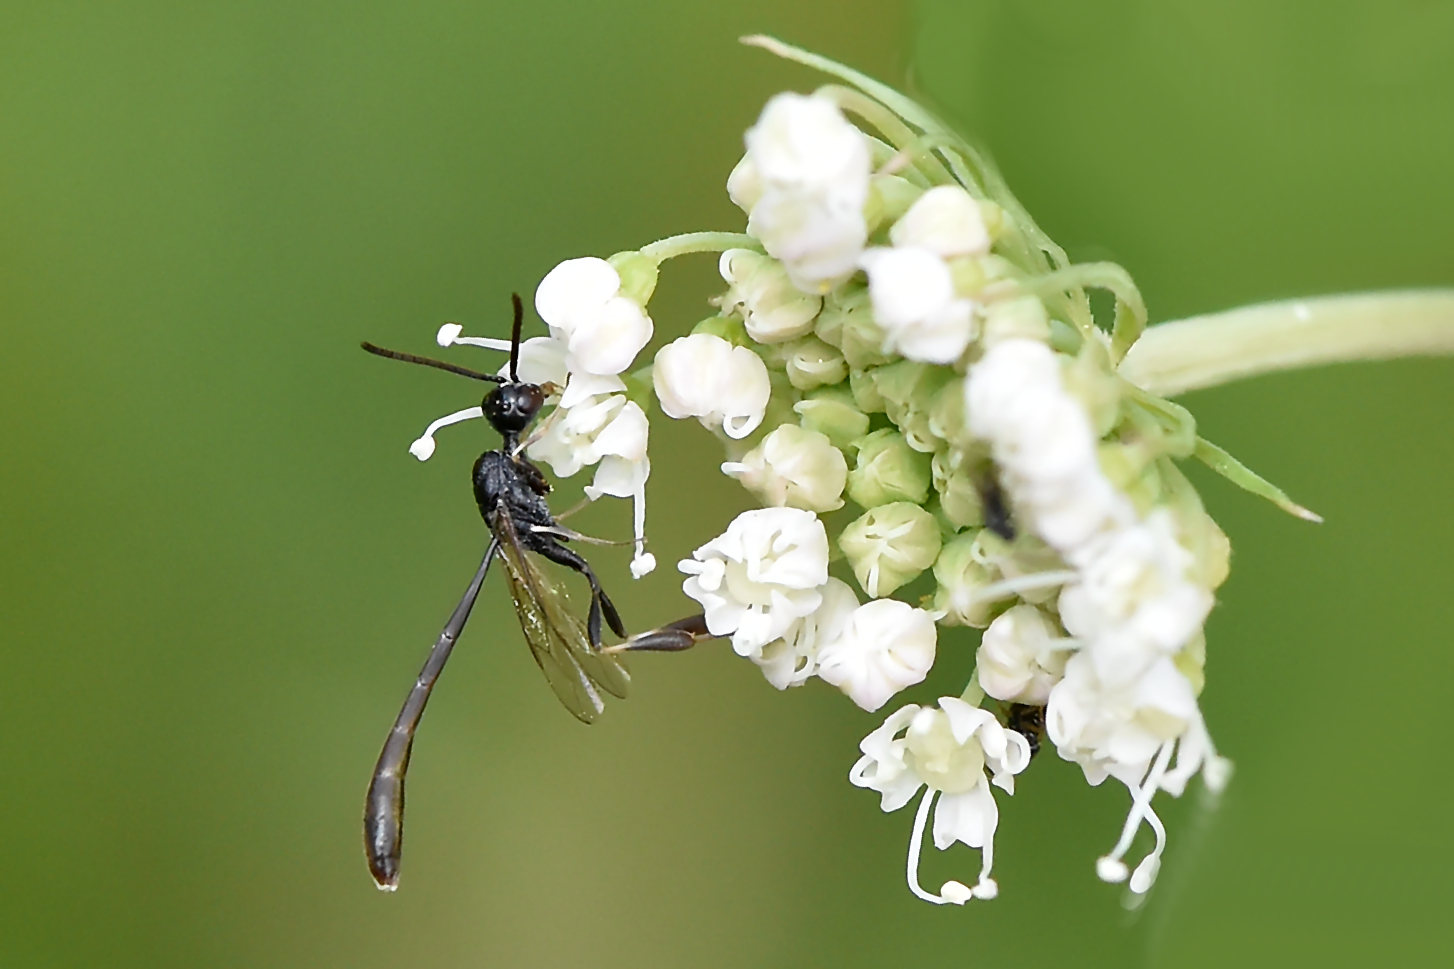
[411,255,659,577]
[453,38,1292,911]
[967,338,1230,891]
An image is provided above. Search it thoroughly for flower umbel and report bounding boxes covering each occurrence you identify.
[428,34,1454,911]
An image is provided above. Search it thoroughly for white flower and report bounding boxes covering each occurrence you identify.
[888,185,991,258]
[976,604,1070,705]
[528,374,655,576]
[1058,509,1213,687]
[850,699,1030,904]
[679,508,830,656]
[721,425,847,512]
[740,93,871,293]
[1047,651,1228,893]
[752,577,859,689]
[535,257,653,376]
[652,334,772,439]
[966,339,1134,551]
[860,246,977,364]
[816,599,937,712]
[719,248,822,343]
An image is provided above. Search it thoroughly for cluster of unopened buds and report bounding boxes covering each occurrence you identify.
[401,38,1454,907]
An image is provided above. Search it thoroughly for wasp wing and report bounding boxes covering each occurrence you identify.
[492,508,629,724]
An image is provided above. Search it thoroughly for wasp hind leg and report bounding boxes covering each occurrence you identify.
[607,614,716,654]
[530,539,627,646]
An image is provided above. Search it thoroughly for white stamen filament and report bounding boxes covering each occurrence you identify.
[629,476,655,578]
[410,406,484,461]
[903,788,980,906]
[1098,739,1175,888]
[437,323,513,352]
[968,570,1080,607]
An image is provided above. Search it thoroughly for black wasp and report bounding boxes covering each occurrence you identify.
[358,295,679,891]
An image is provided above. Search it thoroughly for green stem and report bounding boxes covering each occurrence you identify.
[640,232,760,264]
[1118,291,1454,397]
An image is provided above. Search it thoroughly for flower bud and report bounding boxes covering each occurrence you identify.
[860,246,978,364]
[931,451,984,530]
[653,333,771,439]
[535,257,653,376]
[794,388,870,450]
[847,429,931,508]
[722,424,848,512]
[816,599,938,711]
[976,604,1067,704]
[932,532,1007,628]
[980,295,1050,347]
[720,248,822,343]
[864,173,924,235]
[691,314,753,349]
[608,250,659,306]
[888,185,991,258]
[848,369,886,414]
[840,502,942,598]
[815,286,892,369]
[726,154,762,213]
[777,335,847,391]
[872,360,955,453]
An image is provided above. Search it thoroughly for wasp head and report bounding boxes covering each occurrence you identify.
[484,382,546,435]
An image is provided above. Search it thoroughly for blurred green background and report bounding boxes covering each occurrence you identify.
[2,1,1451,966]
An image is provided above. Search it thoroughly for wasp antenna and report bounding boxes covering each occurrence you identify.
[508,293,524,383]
[360,342,505,384]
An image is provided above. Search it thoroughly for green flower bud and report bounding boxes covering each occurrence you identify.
[932,531,1006,628]
[1158,459,1232,591]
[1062,335,1121,436]
[931,450,984,530]
[795,388,870,450]
[847,428,932,508]
[1098,442,1162,516]
[609,250,659,306]
[927,376,973,449]
[777,335,848,391]
[872,360,954,453]
[864,173,924,236]
[981,295,1051,347]
[840,502,942,598]
[815,286,892,369]
[848,368,886,414]
[691,314,753,349]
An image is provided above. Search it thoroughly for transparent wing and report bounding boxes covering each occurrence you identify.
[493,509,629,724]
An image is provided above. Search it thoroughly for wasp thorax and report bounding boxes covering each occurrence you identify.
[484,382,545,433]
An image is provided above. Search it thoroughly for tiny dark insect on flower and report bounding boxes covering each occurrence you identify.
[359,295,711,891]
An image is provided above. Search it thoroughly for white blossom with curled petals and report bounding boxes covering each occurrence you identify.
[652,333,771,439]
[816,599,937,712]
[679,507,829,656]
[861,246,978,364]
[528,373,655,575]
[976,604,1070,705]
[719,248,822,344]
[721,424,847,512]
[751,577,859,689]
[535,257,653,377]
[739,93,871,293]
[850,698,1030,904]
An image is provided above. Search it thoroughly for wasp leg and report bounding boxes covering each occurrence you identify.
[607,614,717,653]
[530,539,627,645]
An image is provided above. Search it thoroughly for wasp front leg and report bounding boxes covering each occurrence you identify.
[607,614,717,653]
